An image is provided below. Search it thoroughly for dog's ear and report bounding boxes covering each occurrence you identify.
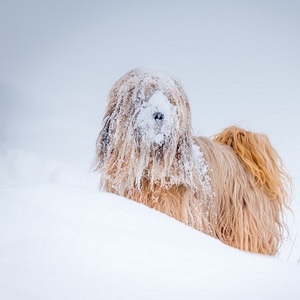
[93,117,112,173]
[97,118,111,161]
[99,118,111,152]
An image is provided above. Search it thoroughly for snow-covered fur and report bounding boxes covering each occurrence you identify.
[93,68,290,255]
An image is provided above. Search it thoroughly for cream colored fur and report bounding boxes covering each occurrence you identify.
[93,68,291,255]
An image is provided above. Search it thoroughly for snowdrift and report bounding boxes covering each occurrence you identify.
[1,182,300,300]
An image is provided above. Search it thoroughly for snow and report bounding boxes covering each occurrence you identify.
[1,0,300,299]
[136,91,174,145]
[192,143,213,199]
[0,184,300,300]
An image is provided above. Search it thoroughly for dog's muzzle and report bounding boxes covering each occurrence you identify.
[134,91,174,147]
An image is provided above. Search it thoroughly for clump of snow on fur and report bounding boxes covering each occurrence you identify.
[135,91,174,145]
[192,143,213,199]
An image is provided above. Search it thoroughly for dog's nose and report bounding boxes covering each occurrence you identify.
[153,112,164,121]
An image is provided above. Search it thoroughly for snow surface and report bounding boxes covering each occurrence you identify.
[1,184,300,300]
[1,0,300,299]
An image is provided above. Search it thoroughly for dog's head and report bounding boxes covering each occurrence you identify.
[94,68,197,190]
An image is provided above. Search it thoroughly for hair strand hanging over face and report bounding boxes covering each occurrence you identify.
[93,68,199,192]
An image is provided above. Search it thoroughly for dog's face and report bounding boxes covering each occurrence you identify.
[134,91,175,147]
[97,69,192,157]
[94,68,196,187]
[94,68,207,191]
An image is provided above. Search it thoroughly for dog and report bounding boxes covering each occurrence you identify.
[93,68,291,255]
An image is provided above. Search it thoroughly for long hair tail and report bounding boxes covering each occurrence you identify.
[214,126,290,205]
[212,126,291,254]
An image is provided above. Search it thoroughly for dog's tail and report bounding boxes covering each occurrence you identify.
[212,126,291,255]
[214,126,290,205]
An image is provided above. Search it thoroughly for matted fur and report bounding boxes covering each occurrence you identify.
[94,68,291,255]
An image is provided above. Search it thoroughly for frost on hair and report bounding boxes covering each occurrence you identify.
[93,68,212,205]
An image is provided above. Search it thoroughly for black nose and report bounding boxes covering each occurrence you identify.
[153,112,164,121]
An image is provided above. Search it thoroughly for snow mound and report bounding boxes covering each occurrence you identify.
[0,184,299,300]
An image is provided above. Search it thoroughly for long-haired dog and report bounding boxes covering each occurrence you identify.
[93,68,291,255]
